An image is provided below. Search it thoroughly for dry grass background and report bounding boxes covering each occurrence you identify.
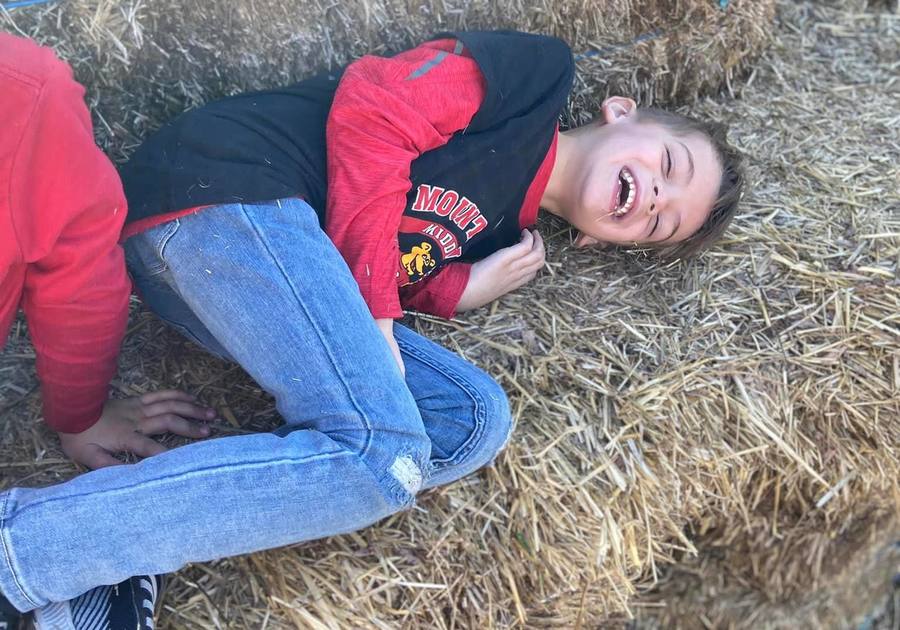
[1,0,898,628]
[0,0,776,160]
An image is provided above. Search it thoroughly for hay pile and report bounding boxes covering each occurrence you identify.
[1,0,774,160]
[2,0,898,628]
[632,2,900,626]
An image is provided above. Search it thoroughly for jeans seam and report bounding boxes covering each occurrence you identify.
[0,491,39,609]
[154,219,181,267]
[396,337,488,470]
[7,450,351,521]
[238,204,375,458]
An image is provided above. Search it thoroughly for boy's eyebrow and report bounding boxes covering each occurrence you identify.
[678,141,695,183]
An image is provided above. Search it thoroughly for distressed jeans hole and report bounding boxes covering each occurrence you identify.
[389,456,423,495]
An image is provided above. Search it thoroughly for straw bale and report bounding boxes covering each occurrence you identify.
[1,0,898,628]
[1,0,773,160]
[640,512,900,628]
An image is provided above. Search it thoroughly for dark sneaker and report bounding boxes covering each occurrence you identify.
[0,591,25,630]
[32,574,165,630]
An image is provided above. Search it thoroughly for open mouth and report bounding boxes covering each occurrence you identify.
[612,167,637,217]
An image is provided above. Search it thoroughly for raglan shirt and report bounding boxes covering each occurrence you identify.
[325,34,569,319]
[0,33,130,433]
[122,31,574,320]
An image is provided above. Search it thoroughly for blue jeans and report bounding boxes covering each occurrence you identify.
[0,198,511,612]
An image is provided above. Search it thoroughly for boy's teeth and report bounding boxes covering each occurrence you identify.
[615,168,635,216]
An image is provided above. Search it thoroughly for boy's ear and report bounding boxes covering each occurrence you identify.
[601,96,638,125]
[574,232,600,248]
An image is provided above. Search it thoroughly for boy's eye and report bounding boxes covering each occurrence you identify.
[665,147,673,178]
[648,214,660,237]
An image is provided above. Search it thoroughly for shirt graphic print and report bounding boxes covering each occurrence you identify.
[398,184,490,285]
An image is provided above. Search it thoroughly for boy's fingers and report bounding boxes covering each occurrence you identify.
[140,400,216,421]
[496,243,528,265]
[512,229,532,252]
[510,230,541,259]
[138,414,211,438]
[140,389,198,405]
[505,232,537,260]
[512,247,545,271]
[126,433,168,459]
[522,268,540,285]
[525,243,546,263]
[519,265,541,281]
[509,232,532,250]
[509,264,542,289]
[508,274,534,293]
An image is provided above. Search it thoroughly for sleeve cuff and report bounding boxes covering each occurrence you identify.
[362,287,404,320]
[41,384,106,433]
[400,263,471,319]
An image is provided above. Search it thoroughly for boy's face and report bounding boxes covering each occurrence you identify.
[564,97,722,249]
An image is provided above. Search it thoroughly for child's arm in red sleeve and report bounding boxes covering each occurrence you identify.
[12,56,130,434]
[325,39,486,320]
[399,262,472,320]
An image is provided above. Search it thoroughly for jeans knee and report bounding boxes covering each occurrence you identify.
[274,414,431,512]
[476,378,513,465]
[432,370,512,474]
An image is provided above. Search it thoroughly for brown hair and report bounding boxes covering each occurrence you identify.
[635,108,745,259]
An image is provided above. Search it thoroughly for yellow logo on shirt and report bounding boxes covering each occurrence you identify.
[401,242,436,277]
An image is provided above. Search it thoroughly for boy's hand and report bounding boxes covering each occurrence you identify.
[58,390,216,469]
[456,229,545,312]
[375,318,405,376]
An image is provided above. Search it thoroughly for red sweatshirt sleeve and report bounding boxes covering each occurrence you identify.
[325,39,486,319]
[398,262,471,319]
[11,54,130,433]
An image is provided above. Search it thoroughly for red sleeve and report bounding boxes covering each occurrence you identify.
[325,39,486,319]
[399,262,471,319]
[12,56,129,433]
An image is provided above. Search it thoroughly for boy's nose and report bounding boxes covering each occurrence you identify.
[648,181,663,215]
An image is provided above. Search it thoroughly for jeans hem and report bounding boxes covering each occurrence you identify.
[0,490,39,612]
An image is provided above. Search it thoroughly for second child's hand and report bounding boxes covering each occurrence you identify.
[58,390,216,469]
[456,228,546,312]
